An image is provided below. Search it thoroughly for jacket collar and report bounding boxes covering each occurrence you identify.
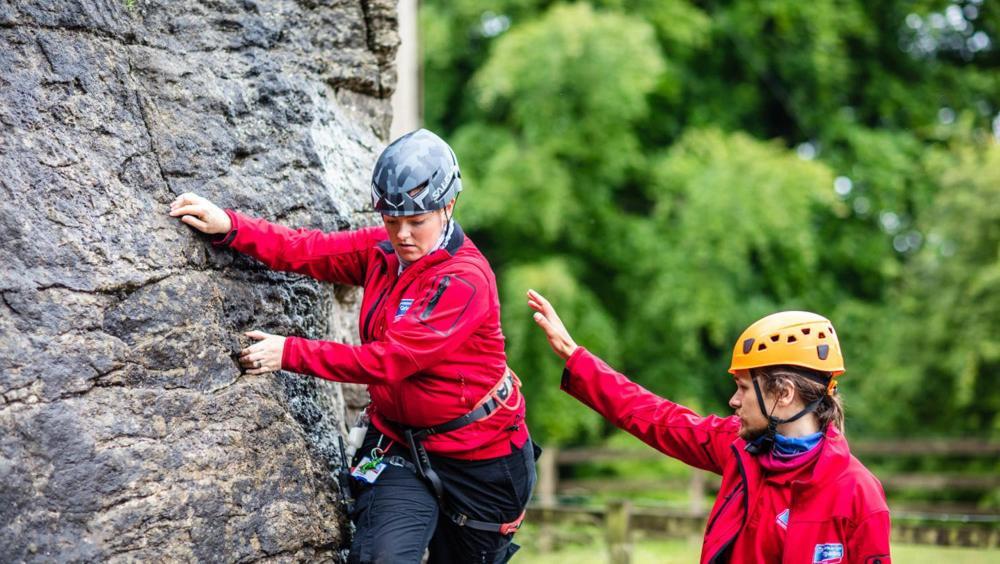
[798,424,851,489]
[375,222,467,279]
[733,423,851,496]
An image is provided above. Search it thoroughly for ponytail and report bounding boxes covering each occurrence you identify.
[757,365,845,434]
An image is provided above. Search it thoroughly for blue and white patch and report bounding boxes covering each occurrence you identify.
[394,299,414,321]
[775,508,789,530]
[813,543,844,563]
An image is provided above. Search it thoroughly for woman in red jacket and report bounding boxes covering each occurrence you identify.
[169,129,536,563]
[527,290,891,564]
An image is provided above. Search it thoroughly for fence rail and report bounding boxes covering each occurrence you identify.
[554,439,1000,464]
[557,473,1000,495]
[533,439,1000,560]
[526,502,1000,556]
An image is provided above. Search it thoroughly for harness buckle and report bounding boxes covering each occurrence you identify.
[496,373,513,401]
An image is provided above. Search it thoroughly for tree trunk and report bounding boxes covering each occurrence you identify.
[0,1,398,560]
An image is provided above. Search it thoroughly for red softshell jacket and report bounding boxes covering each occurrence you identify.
[562,347,891,564]
[218,210,528,460]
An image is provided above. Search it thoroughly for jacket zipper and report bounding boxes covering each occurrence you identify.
[419,275,451,320]
[363,263,394,341]
[362,286,389,341]
[707,447,750,563]
[705,481,743,536]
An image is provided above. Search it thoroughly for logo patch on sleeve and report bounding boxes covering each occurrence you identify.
[394,299,414,320]
[775,508,789,530]
[813,543,844,563]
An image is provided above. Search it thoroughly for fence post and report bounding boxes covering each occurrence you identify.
[537,446,558,552]
[539,445,558,506]
[689,469,705,515]
[606,500,632,564]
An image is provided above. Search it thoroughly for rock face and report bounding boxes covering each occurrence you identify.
[0,1,397,560]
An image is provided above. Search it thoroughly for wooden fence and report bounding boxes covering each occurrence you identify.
[529,439,1000,561]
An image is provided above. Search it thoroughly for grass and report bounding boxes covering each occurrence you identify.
[512,523,999,563]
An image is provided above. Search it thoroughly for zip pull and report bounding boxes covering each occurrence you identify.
[420,275,451,320]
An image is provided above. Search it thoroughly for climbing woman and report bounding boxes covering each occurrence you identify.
[169,129,536,563]
[527,289,891,564]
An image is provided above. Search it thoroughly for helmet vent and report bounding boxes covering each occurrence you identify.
[742,339,755,354]
[757,343,768,351]
[407,180,429,198]
[817,344,830,360]
[801,328,811,335]
[818,332,826,339]
[828,326,835,334]
[770,334,780,342]
[787,335,797,343]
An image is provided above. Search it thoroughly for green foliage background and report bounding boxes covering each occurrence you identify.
[420,0,1000,444]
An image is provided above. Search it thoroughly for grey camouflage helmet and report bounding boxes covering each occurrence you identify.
[371,128,463,216]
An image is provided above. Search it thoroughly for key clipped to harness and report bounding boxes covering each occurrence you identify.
[351,436,389,484]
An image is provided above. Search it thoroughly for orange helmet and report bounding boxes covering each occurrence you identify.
[728,311,845,381]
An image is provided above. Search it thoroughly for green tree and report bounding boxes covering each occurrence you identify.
[422,0,1000,443]
[626,128,838,403]
[860,143,1000,436]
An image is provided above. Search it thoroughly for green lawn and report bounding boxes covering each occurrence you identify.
[513,524,998,563]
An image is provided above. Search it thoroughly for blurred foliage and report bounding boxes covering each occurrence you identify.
[421,0,1000,444]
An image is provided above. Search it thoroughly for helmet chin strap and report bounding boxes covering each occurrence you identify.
[744,372,825,455]
[446,193,460,222]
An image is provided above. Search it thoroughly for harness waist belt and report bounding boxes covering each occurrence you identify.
[403,370,517,441]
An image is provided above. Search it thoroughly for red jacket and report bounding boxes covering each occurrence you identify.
[219,210,529,460]
[562,347,891,564]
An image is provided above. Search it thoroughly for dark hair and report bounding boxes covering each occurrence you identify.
[755,365,845,433]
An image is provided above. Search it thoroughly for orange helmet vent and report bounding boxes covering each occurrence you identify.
[729,311,845,377]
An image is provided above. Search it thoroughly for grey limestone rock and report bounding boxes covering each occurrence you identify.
[0,0,397,561]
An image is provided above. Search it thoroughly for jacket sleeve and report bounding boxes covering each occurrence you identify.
[215,209,385,286]
[848,510,891,564]
[281,263,491,385]
[561,347,738,475]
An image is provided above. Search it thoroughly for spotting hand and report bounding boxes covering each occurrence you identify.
[527,289,579,361]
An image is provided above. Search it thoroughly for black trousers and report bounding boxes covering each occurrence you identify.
[347,426,538,564]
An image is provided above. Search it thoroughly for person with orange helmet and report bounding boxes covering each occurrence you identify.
[527,289,891,564]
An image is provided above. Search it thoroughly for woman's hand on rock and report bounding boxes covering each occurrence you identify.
[527,289,579,362]
[169,192,232,234]
[239,330,286,375]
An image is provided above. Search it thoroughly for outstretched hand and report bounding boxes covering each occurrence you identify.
[527,289,579,361]
[169,192,232,234]
[239,330,286,375]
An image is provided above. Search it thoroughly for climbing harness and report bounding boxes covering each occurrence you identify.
[382,369,527,535]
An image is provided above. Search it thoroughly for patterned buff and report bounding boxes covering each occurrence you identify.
[758,431,824,474]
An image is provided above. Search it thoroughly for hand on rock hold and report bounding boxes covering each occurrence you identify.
[169,192,232,234]
[239,330,286,375]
